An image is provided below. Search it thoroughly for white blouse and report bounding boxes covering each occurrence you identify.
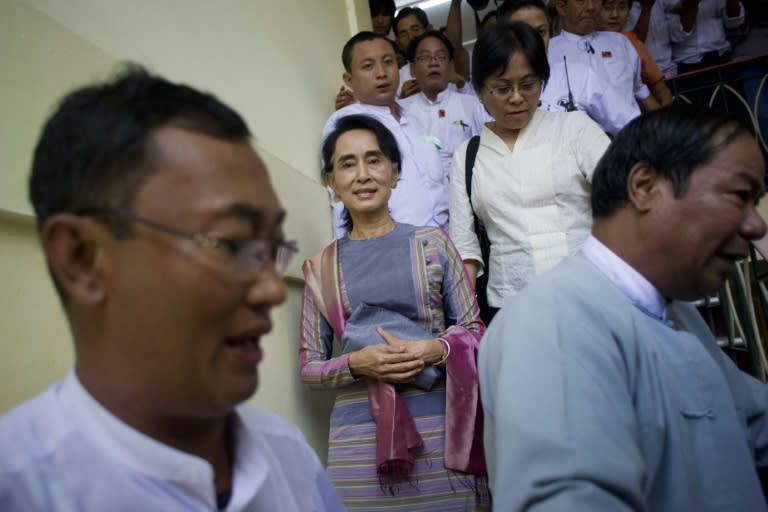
[449,109,610,307]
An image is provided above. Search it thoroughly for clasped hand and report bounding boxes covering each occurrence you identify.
[348,327,444,384]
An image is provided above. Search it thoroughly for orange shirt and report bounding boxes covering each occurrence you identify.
[623,31,665,86]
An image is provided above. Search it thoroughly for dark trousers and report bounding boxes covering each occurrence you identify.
[677,51,732,75]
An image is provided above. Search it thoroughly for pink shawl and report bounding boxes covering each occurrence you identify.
[302,241,486,483]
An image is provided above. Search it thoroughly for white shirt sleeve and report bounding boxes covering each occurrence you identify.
[567,111,611,183]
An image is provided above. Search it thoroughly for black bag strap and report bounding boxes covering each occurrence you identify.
[464,135,487,240]
[463,135,491,267]
[464,135,481,232]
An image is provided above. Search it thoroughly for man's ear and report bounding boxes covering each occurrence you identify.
[42,214,108,306]
[626,162,665,213]
[343,72,353,89]
[426,23,434,31]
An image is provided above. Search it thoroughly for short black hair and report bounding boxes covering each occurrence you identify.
[321,115,402,231]
[369,0,396,18]
[498,0,550,21]
[394,7,429,33]
[591,104,757,218]
[29,65,250,301]
[342,31,393,72]
[406,30,455,63]
[471,21,550,93]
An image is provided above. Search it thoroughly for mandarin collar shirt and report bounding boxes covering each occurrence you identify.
[479,250,768,511]
[581,234,668,321]
[549,30,651,102]
[0,371,344,511]
[539,58,640,135]
[671,0,745,64]
[399,88,485,178]
[322,102,448,239]
[448,109,609,307]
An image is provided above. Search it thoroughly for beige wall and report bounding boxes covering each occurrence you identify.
[0,0,371,459]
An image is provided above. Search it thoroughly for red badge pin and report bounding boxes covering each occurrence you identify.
[438,109,446,118]
[602,51,612,58]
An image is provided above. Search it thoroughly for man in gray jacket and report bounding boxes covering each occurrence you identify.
[480,104,768,510]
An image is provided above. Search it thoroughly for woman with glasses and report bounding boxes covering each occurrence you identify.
[298,114,488,511]
[449,21,610,322]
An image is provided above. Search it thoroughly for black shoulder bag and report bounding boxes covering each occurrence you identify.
[464,136,496,324]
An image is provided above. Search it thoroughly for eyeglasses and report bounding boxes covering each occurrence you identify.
[414,51,450,63]
[75,206,298,278]
[484,79,542,99]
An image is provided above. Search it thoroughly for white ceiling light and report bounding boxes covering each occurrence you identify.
[396,0,452,9]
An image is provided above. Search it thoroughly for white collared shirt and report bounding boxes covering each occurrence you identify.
[399,88,485,177]
[581,235,667,320]
[624,0,692,77]
[0,372,344,511]
[671,0,745,64]
[449,110,610,307]
[540,59,640,135]
[322,102,449,239]
[549,30,650,101]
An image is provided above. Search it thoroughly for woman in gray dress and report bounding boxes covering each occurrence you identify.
[298,114,488,511]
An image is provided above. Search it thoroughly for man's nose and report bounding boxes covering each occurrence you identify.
[743,206,768,241]
[243,262,287,311]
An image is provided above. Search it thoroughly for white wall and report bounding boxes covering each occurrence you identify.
[0,0,371,460]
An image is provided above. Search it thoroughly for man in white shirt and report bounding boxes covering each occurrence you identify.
[544,0,659,130]
[0,68,344,511]
[394,4,472,99]
[324,31,448,239]
[624,0,696,77]
[672,0,745,74]
[334,4,472,108]
[480,104,768,510]
[399,30,486,178]
[499,0,638,135]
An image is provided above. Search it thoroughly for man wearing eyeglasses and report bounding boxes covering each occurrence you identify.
[0,67,344,511]
[393,4,472,100]
[399,31,487,178]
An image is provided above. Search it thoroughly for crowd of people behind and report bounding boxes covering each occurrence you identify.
[313,0,624,506]
[301,0,764,509]
[0,0,766,511]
